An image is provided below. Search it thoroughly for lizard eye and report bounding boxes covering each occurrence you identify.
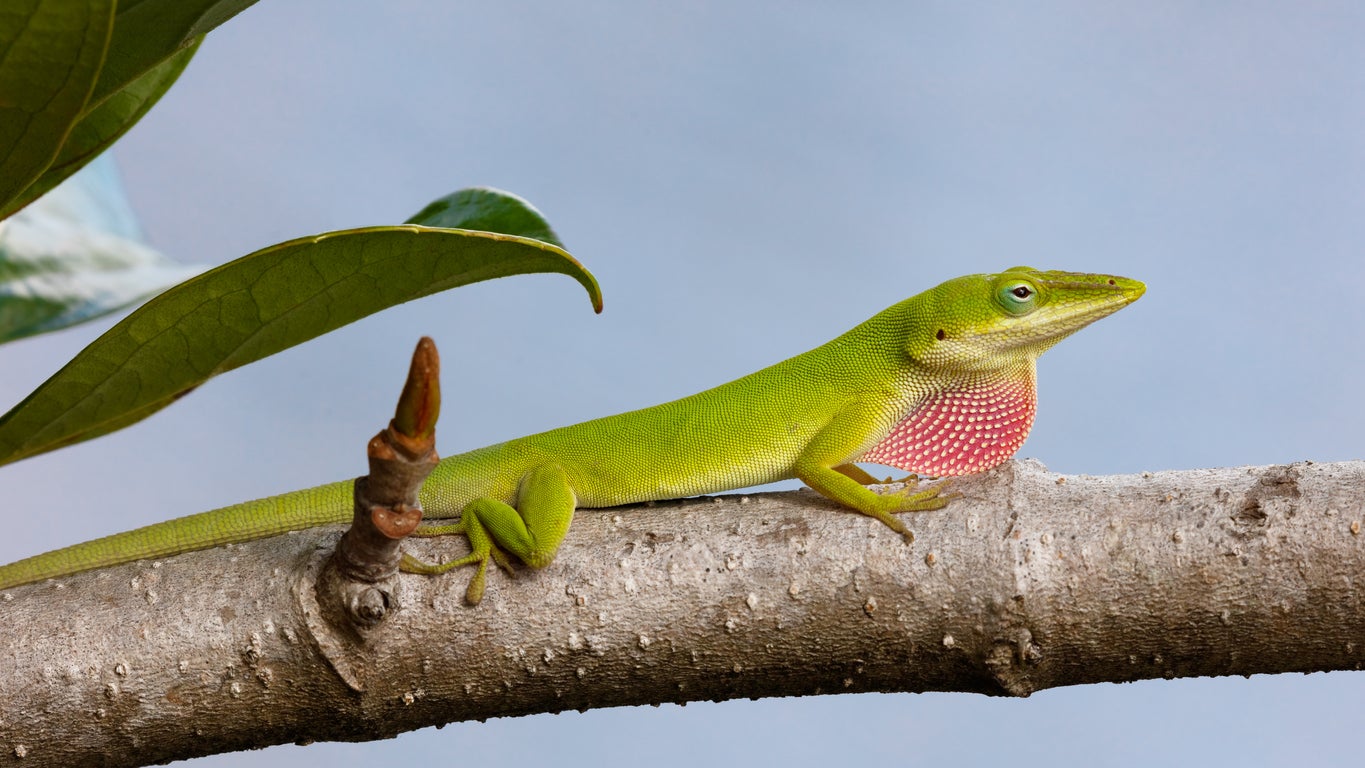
[996,280,1038,315]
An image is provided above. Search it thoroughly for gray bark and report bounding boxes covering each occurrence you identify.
[1,459,1362,767]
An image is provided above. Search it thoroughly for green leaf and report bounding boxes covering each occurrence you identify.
[407,187,566,249]
[1,38,200,219]
[91,0,257,107]
[0,190,601,467]
[0,0,115,211]
[0,154,201,344]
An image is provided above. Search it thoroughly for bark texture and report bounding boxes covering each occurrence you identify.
[1,459,1362,766]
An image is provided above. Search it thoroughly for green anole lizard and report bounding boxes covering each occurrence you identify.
[0,267,1143,602]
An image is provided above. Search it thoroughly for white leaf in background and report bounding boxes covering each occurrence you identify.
[0,153,201,344]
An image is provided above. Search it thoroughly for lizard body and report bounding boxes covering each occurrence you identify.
[0,268,1143,601]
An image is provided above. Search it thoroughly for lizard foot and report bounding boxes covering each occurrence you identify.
[401,521,513,605]
[867,479,957,542]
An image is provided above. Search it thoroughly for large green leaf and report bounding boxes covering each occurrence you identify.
[0,189,601,467]
[0,0,114,210]
[1,38,200,219]
[92,0,256,107]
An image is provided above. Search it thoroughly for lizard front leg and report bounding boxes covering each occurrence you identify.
[832,463,890,485]
[833,463,925,488]
[795,410,952,541]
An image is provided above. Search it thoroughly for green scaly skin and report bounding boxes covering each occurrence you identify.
[0,268,1144,603]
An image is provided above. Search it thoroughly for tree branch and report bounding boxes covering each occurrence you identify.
[2,459,1362,766]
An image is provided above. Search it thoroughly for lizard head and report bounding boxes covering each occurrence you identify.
[859,267,1143,475]
[905,267,1145,374]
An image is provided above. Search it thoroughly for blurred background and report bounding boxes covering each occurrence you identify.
[2,1,1363,764]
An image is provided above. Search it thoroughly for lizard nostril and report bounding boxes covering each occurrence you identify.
[936,329,946,341]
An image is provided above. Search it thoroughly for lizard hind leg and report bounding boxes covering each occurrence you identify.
[400,463,577,605]
[400,513,503,604]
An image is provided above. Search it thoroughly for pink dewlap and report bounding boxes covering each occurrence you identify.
[860,377,1037,476]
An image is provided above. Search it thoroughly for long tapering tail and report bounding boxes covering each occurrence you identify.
[0,480,354,590]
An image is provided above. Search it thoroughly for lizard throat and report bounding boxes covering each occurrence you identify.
[859,373,1037,476]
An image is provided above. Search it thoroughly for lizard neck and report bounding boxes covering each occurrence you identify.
[860,364,1037,476]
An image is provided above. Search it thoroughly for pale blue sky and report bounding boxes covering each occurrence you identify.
[3,1,1363,764]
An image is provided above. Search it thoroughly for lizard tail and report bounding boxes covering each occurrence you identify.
[0,480,354,591]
